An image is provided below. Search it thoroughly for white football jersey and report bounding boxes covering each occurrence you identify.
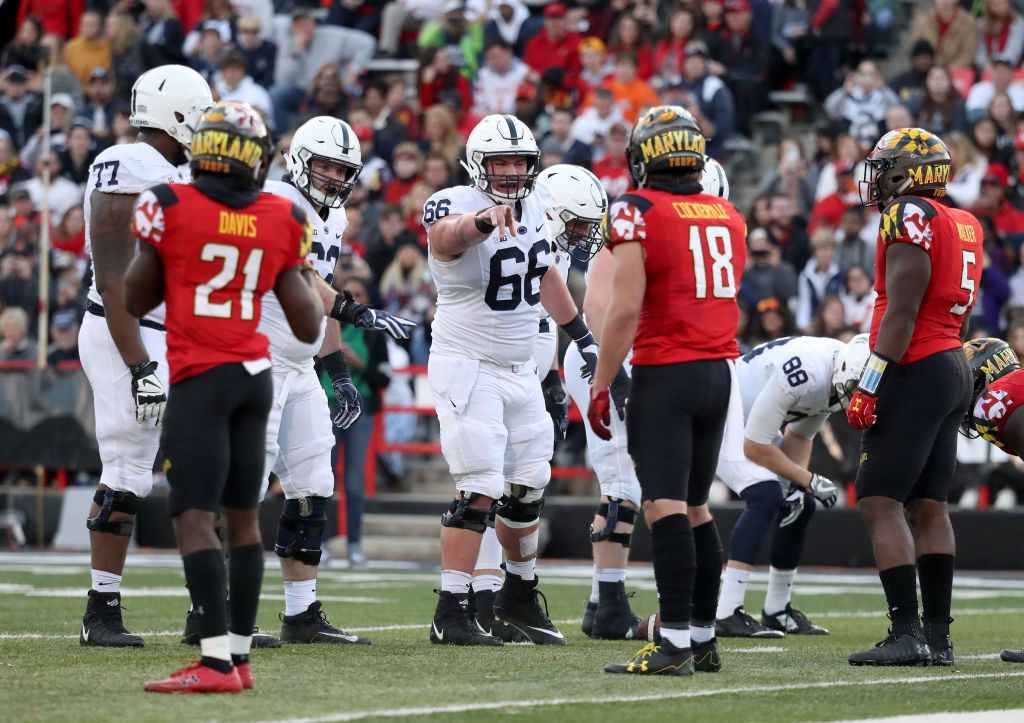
[258,180,348,370]
[425,186,554,365]
[736,336,844,444]
[85,142,189,326]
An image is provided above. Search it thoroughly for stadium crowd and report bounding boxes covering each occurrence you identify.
[3,0,1024,502]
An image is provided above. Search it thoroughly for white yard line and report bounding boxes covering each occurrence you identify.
[264,671,1024,723]
[827,708,1024,722]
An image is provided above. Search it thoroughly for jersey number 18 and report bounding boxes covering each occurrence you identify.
[688,225,737,299]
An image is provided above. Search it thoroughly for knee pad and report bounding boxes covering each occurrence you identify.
[276,496,328,566]
[441,492,493,533]
[86,489,139,536]
[495,484,544,528]
[590,499,637,547]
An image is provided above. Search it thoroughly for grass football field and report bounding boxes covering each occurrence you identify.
[2,552,1024,722]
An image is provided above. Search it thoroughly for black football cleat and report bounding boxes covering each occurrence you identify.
[591,582,641,640]
[923,617,954,666]
[692,638,722,672]
[581,600,597,637]
[472,589,529,643]
[280,601,370,644]
[252,628,282,648]
[848,631,932,666]
[493,571,566,646]
[1000,648,1024,663]
[81,590,144,648]
[182,609,281,647]
[761,605,830,636]
[716,606,785,639]
[430,590,503,646]
[605,640,694,676]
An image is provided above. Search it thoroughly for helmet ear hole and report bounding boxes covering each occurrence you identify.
[174,111,185,123]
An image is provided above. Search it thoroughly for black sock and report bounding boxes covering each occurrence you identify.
[231,653,249,666]
[597,579,625,604]
[879,565,920,635]
[200,656,233,673]
[691,520,723,626]
[182,548,228,640]
[917,553,954,623]
[651,513,695,628]
[228,543,265,638]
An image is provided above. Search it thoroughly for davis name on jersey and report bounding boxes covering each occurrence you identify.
[425,185,554,365]
[257,179,348,370]
[84,142,189,326]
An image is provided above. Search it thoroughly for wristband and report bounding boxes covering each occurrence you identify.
[474,210,496,235]
[560,314,590,342]
[542,368,561,389]
[857,352,893,395]
[330,291,369,325]
[129,361,156,380]
[319,350,351,380]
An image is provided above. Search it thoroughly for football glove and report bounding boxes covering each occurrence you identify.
[809,473,838,508]
[319,351,362,429]
[588,386,613,441]
[609,366,629,421]
[129,361,166,425]
[847,351,892,430]
[542,369,569,440]
[354,308,416,341]
[576,333,599,384]
[779,487,806,528]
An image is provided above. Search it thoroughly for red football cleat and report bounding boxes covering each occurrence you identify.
[144,661,243,694]
[236,661,253,690]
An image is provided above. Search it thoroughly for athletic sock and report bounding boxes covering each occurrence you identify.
[183,548,228,640]
[692,521,723,625]
[917,553,955,622]
[90,569,121,594]
[651,513,695,631]
[589,569,600,604]
[505,558,536,581]
[659,625,691,650]
[227,543,264,639]
[284,579,318,617]
[879,564,921,636]
[229,631,252,665]
[476,526,503,570]
[690,623,715,644]
[471,574,503,594]
[441,569,472,594]
[716,566,751,620]
[595,568,627,584]
[764,566,797,615]
[199,634,233,673]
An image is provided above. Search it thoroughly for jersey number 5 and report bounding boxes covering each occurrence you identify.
[688,225,737,299]
[950,250,976,316]
[195,243,265,320]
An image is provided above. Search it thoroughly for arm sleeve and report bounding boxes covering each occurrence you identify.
[877,197,938,255]
[131,189,166,250]
[744,376,797,445]
[605,194,652,250]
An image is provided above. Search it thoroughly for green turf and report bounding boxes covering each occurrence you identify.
[1,559,1023,722]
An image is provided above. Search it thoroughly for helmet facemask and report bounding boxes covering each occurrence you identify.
[294,149,362,209]
[552,209,604,261]
[466,151,540,202]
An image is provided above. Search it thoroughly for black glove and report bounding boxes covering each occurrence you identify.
[609,366,629,421]
[542,369,569,440]
[779,486,807,528]
[354,307,416,341]
[319,351,362,429]
[561,314,598,382]
[129,361,166,425]
[329,290,369,325]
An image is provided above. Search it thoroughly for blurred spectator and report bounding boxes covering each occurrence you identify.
[25,152,82,221]
[473,39,528,116]
[105,14,144,102]
[988,91,1018,143]
[740,227,798,309]
[0,65,43,149]
[9,185,39,229]
[16,1,82,40]
[423,150,455,190]
[947,130,990,208]
[63,10,111,87]
[606,13,653,80]
[0,132,31,205]
[189,21,227,82]
[578,37,613,100]
[385,79,420,139]
[365,204,417,280]
[420,46,472,112]
[967,57,1024,125]
[840,264,876,332]
[328,0,384,36]
[138,0,187,70]
[653,9,695,90]
[702,0,728,52]
[835,206,875,274]
[484,0,531,51]
[883,104,914,133]
[0,233,38,324]
[524,3,582,78]
[972,116,1013,168]
[271,9,375,130]
[41,33,86,109]
[21,93,75,170]
[0,307,37,362]
[980,248,1012,332]
[419,105,462,169]
[743,296,798,348]
[755,137,815,218]
[796,228,843,329]
[815,132,862,200]
[909,65,969,136]
[58,124,97,187]
[824,61,899,149]
[353,121,391,199]
[3,16,46,71]
[971,163,1024,245]
[384,143,423,205]
[52,204,85,258]
[977,0,1024,68]
[403,181,434,246]
[912,0,977,70]
[0,206,12,249]
[540,108,591,168]
[806,294,847,338]
[768,0,812,91]
[571,87,625,147]
[678,41,734,158]
[297,64,349,123]
[215,52,274,129]
[715,0,768,136]
[47,308,80,364]
[182,0,238,58]
[804,0,859,100]
[235,14,276,90]
[889,40,935,106]
[418,1,484,79]
[79,67,118,143]
[809,161,859,233]
[766,192,810,270]
[379,239,435,324]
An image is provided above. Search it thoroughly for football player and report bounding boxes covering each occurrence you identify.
[846,129,981,667]
[592,107,746,676]
[125,101,324,693]
[78,65,212,648]
[423,114,610,646]
[960,337,1024,664]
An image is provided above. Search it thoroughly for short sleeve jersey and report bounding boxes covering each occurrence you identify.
[971,369,1024,456]
[869,196,983,364]
[605,189,746,366]
[85,142,190,326]
[132,183,310,384]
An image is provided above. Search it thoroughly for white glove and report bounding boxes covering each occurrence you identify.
[779,486,806,528]
[355,308,416,341]
[809,473,838,508]
[130,361,166,425]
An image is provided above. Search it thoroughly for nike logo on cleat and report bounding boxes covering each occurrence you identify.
[81,625,90,642]
[527,626,565,640]
[475,621,492,636]
[432,622,444,642]
[106,599,119,607]
[320,632,360,642]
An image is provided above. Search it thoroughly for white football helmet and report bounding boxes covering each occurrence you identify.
[832,333,871,411]
[701,156,730,199]
[285,116,363,209]
[461,114,540,203]
[536,164,608,260]
[129,65,213,157]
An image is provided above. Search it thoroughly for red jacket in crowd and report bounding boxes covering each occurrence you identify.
[17,0,84,39]
[524,29,582,78]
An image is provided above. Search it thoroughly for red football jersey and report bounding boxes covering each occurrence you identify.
[971,369,1024,456]
[132,184,311,384]
[869,197,983,364]
[606,189,747,366]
